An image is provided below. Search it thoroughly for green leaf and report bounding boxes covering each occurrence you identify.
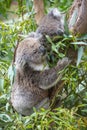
[0,78,4,92]
[0,114,12,122]
[64,15,69,35]
[69,8,78,27]
[77,46,84,66]
[58,53,65,58]
[8,64,16,85]
[52,45,58,53]
[71,42,87,45]
[77,34,87,40]
[46,35,53,44]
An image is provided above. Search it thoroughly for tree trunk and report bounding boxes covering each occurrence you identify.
[33,0,45,25]
[68,0,87,34]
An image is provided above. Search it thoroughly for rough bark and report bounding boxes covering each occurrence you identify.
[33,0,45,25]
[68,0,87,34]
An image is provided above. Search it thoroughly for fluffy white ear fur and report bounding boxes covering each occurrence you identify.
[51,8,64,26]
[52,8,61,18]
[28,32,42,39]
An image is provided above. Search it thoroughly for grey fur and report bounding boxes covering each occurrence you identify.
[11,36,70,116]
[36,8,64,37]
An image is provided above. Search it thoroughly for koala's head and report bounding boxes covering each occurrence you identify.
[15,35,48,71]
[36,8,64,37]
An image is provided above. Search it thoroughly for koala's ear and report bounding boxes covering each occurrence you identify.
[27,32,37,38]
[28,32,43,40]
[49,8,61,18]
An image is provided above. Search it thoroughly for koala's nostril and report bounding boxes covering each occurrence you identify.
[39,46,46,55]
[57,30,64,36]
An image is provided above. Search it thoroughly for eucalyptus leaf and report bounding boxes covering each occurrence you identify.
[77,46,84,66]
[0,114,12,122]
[69,8,78,27]
[46,35,53,44]
[58,53,65,58]
[71,42,87,45]
[8,64,16,85]
[52,45,58,53]
[64,15,69,35]
[81,109,87,113]
[0,78,4,92]
[77,34,87,40]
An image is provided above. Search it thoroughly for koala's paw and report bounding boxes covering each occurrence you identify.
[57,57,71,69]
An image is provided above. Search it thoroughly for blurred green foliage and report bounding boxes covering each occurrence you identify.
[0,0,12,18]
[0,0,87,129]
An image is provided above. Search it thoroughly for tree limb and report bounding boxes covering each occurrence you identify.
[33,0,45,25]
[68,0,87,34]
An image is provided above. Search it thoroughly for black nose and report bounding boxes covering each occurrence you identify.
[39,46,46,55]
[57,29,64,36]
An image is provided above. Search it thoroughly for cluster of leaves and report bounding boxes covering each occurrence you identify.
[0,0,12,19]
[0,0,87,130]
[46,32,87,116]
[0,107,87,130]
[0,2,37,129]
[0,0,33,20]
[44,0,73,12]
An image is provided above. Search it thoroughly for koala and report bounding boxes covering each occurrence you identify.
[11,35,70,116]
[27,8,65,62]
[28,8,64,41]
[36,8,64,37]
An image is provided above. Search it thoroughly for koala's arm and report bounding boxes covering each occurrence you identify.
[38,58,70,90]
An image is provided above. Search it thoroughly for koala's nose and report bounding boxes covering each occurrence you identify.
[39,46,46,55]
[57,30,64,36]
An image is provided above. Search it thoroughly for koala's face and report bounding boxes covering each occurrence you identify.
[15,37,47,70]
[36,8,64,37]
